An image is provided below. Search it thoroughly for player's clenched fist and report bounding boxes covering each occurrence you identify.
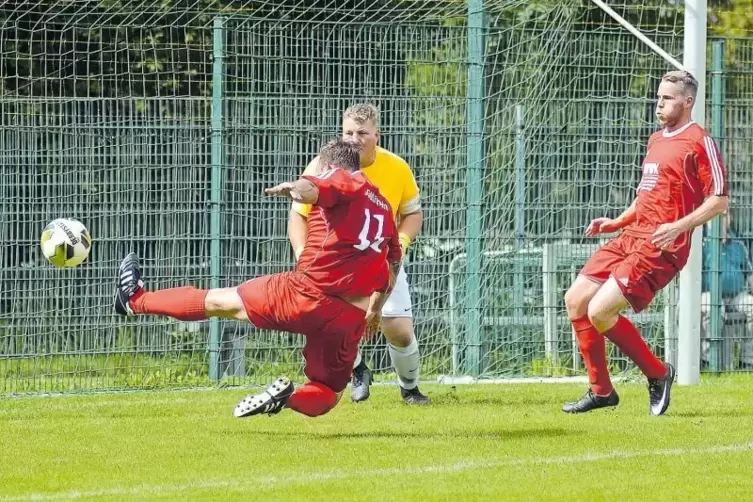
[585,217,620,236]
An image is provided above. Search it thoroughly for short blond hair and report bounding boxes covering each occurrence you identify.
[662,70,698,100]
[343,103,380,129]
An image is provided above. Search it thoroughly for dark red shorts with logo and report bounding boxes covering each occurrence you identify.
[580,233,683,313]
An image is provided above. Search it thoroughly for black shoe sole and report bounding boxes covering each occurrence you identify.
[562,403,619,414]
[114,294,131,316]
[114,253,143,316]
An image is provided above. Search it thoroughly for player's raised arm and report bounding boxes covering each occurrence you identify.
[267,163,361,208]
[299,170,356,207]
[264,178,319,204]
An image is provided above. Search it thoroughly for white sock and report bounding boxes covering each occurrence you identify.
[352,350,362,369]
[388,338,420,390]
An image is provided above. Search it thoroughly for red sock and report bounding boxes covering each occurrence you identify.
[603,315,667,380]
[130,287,208,321]
[572,315,613,396]
[287,382,338,417]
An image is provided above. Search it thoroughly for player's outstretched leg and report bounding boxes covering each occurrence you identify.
[115,252,208,320]
[115,253,246,321]
[350,351,373,403]
[647,362,675,416]
[234,377,295,418]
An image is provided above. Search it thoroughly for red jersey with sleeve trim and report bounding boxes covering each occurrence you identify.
[623,121,727,257]
[296,167,402,298]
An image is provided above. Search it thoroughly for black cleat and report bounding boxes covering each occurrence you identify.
[234,377,295,418]
[114,252,144,316]
[648,362,675,416]
[351,360,372,402]
[400,386,431,405]
[562,388,619,413]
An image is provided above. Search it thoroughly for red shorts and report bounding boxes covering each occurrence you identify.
[580,233,684,313]
[236,272,366,393]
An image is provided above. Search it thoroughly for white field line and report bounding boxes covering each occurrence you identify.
[3,441,752,501]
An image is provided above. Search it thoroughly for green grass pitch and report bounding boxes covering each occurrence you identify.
[2,376,753,501]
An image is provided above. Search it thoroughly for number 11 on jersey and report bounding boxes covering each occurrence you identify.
[354,208,385,252]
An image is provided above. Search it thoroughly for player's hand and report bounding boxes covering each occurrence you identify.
[265,182,295,197]
[585,217,619,236]
[652,222,683,250]
[264,182,303,202]
[364,309,382,339]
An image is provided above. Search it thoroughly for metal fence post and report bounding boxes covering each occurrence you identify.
[464,0,486,376]
[209,16,226,381]
[708,39,725,373]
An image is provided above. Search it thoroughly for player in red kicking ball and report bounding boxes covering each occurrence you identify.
[563,70,728,416]
[114,139,402,418]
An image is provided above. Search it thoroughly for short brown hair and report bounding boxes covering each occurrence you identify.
[318,139,361,172]
[662,70,699,100]
[343,103,380,129]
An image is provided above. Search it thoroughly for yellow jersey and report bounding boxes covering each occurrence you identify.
[293,146,420,220]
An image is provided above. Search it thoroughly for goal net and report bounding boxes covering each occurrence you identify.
[0,0,686,393]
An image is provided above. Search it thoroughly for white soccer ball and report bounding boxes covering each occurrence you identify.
[40,218,92,268]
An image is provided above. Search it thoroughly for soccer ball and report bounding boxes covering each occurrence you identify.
[40,218,92,268]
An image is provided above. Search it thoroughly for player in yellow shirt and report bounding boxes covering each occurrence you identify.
[288,103,430,405]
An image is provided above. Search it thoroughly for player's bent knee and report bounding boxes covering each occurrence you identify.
[564,288,582,318]
[381,317,414,347]
[287,382,339,417]
[565,282,593,319]
[204,288,248,321]
[586,303,612,333]
[587,278,629,332]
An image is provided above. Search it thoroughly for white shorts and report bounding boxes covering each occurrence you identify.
[382,265,413,318]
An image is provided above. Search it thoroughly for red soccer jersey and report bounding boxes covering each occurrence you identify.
[624,121,726,255]
[296,168,402,298]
